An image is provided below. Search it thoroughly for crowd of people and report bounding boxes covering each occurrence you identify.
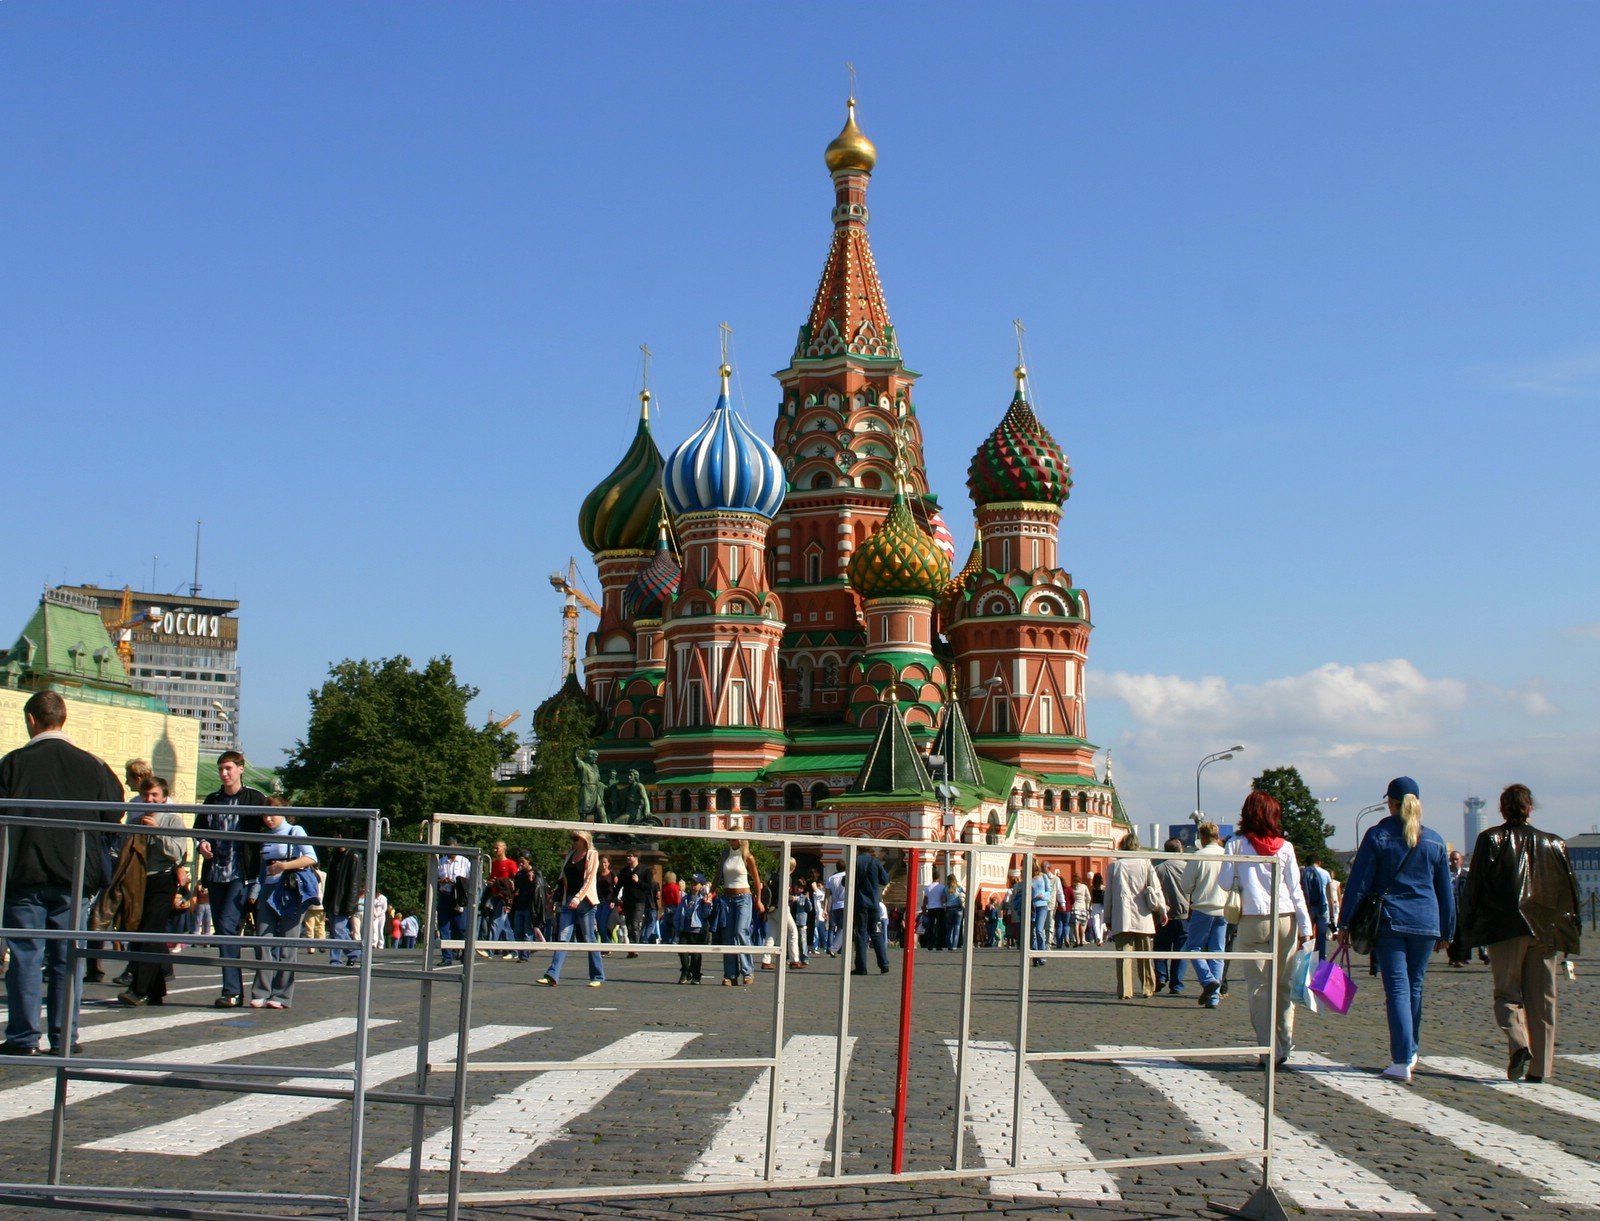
[0,695,1582,1085]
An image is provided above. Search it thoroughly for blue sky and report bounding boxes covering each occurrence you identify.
[4,4,1597,842]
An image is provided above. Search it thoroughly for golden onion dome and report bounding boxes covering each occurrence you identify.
[824,98,877,174]
[849,493,951,601]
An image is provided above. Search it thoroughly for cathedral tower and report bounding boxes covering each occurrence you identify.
[768,98,951,725]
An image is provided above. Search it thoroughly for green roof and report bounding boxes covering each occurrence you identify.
[2,590,165,712]
[851,702,933,796]
[760,753,867,776]
[653,772,762,787]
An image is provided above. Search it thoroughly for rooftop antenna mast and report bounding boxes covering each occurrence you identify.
[190,519,202,598]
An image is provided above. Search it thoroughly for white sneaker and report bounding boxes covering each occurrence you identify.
[1407,1053,1418,1070]
[1380,1062,1412,1082]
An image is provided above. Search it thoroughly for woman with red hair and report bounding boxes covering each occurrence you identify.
[1218,791,1313,1067]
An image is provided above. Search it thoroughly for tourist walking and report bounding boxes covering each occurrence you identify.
[249,801,318,1010]
[115,779,189,1008]
[1153,838,1191,994]
[1106,831,1167,998]
[1339,777,1453,1082]
[716,839,764,985]
[537,827,604,987]
[1181,821,1229,1008]
[1459,783,1581,1083]
[1219,792,1313,1067]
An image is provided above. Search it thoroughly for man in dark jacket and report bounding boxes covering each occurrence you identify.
[194,750,270,1007]
[1,691,124,1055]
[1460,783,1582,1083]
[852,846,891,975]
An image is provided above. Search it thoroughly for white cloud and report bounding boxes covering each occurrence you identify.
[1094,659,1467,741]
[1569,623,1600,641]
[1474,342,1600,400]
[1086,659,1593,839]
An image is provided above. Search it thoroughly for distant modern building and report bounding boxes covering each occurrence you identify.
[58,584,241,755]
[1568,832,1600,922]
[1463,796,1490,847]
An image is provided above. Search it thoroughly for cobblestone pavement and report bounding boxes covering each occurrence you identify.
[1,936,1597,1220]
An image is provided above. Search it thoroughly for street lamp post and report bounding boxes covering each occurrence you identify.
[927,752,960,885]
[1354,801,1386,850]
[1194,745,1245,824]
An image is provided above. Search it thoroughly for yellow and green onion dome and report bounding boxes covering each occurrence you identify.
[578,391,666,554]
[966,366,1072,508]
[942,533,984,611]
[622,527,681,620]
[849,493,952,600]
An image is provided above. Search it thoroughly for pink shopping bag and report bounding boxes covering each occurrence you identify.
[1310,945,1357,1014]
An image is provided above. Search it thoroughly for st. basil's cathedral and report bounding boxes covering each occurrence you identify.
[552,100,1130,895]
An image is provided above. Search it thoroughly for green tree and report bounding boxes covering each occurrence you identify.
[515,693,598,884]
[281,655,517,912]
[1250,765,1336,868]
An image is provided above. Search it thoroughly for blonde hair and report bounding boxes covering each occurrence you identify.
[1399,793,1422,848]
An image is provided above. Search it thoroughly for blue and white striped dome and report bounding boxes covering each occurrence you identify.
[663,369,787,519]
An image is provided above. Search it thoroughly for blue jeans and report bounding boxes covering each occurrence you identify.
[1376,930,1436,1066]
[1184,911,1228,987]
[546,900,603,982]
[945,908,964,950]
[511,909,534,959]
[721,893,754,980]
[438,908,468,964]
[1031,905,1050,953]
[329,913,362,965]
[1154,917,1188,989]
[208,876,250,997]
[252,897,305,1006]
[1312,917,1330,961]
[4,887,86,1050]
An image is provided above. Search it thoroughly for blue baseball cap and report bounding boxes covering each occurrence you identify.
[1385,776,1420,801]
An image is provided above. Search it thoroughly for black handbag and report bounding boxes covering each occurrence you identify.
[1346,842,1419,955]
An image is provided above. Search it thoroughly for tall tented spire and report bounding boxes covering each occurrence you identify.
[794,98,898,362]
[929,701,985,792]
[850,697,934,795]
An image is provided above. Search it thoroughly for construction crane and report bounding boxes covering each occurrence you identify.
[489,710,522,732]
[107,586,160,670]
[548,559,602,677]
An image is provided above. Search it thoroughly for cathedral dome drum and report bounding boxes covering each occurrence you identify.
[966,368,1072,508]
[578,391,666,554]
[663,368,787,520]
[848,493,952,600]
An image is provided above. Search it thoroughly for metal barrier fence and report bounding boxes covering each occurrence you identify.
[0,797,473,1221]
[416,814,1292,1221]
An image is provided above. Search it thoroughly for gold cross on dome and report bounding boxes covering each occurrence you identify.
[1013,318,1026,365]
[640,343,652,391]
[719,321,732,368]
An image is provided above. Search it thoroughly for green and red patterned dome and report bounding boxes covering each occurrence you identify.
[578,391,666,554]
[622,527,681,619]
[848,493,952,600]
[966,367,1072,508]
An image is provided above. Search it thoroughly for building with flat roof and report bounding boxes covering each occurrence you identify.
[58,584,241,755]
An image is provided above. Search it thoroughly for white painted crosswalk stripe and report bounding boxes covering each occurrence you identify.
[1562,1054,1600,1072]
[1424,1055,1600,1124]
[381,1030,697,1174]
[685,1034,855,1182]
[83,1024,534,1156]
[1099,1046,1430,1213]
[0,1017,378,1124]
[1297,1051,1600,1208]
[78,1010,236,1043]
[946,1040,1120,1201]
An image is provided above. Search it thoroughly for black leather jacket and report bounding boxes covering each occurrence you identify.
[1460,823,1581,953]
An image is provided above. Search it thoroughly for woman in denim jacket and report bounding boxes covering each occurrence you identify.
[1340,777,1455,1082]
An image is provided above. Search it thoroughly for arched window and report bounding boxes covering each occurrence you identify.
[716,787,734,812]
[809,782,830,809]
[679,789,692,814]
[741,787,759,812]
[811,472,833,490]
[783,784,804,810]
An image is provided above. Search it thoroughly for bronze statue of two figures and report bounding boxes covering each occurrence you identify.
[574,749,660,826]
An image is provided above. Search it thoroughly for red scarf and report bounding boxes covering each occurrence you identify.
[1246,833,1284,856]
